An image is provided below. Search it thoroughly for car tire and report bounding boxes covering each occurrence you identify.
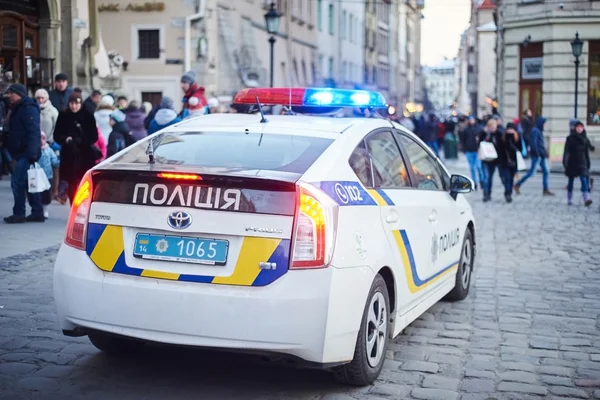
[445,228,474,301]
[333,274,390,386]
[88,333,145,354]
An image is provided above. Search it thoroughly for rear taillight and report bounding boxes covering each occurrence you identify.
[291,183,338,269]
[65,171,93,250]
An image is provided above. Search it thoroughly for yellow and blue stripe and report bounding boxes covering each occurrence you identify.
[392,229,459,294]
[85,223,290,286]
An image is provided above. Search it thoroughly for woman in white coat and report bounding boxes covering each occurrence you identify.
[94,95,115,142]
[35,89,59,147]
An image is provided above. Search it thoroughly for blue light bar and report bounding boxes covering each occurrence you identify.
[303,88,388,108]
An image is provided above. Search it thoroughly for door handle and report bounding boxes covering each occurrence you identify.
[385,210,399,223]
[428,211,438,222]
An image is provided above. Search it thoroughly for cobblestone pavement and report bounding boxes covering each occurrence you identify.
[0,169,599,399]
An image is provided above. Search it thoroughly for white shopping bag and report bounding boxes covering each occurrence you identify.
[477,141,498,161]
[516,151,527,171]
[28,163,51,194]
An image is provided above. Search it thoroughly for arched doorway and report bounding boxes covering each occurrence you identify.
[0,0,55,92]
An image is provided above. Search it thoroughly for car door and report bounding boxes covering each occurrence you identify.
[393,131,463,289]
[361,129,434,317]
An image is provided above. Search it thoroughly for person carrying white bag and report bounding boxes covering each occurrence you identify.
[478,119,501,203]
[2,84,45,224]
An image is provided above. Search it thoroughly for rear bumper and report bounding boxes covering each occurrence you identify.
[53,245,374,364]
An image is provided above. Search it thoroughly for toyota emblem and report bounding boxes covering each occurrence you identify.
[167,211,192,230]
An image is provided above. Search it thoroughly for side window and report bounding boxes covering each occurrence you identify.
[365,130,411,189]
[348,139,373,187]
[396,134,444,191]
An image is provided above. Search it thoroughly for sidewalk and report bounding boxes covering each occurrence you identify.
[0,179,69,258]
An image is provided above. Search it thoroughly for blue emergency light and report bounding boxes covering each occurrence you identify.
[233,88,388,109]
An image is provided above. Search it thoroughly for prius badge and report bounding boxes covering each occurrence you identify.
[167,211,192,229]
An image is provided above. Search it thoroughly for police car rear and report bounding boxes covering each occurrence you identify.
[54,88,392,385]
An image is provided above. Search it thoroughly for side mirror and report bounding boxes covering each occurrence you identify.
[450,174,474,199]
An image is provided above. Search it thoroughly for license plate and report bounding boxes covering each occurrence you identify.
[133,233,229,265]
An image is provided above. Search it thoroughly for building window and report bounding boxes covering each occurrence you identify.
[317,0,322,31]
[328,56,334,79]
[588,41,600,125]
[138,29,160,59]
[132,25,164,61]
[341,10,346,40]
[328,3,334,35]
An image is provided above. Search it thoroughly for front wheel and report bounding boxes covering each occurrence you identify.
[333,274,390,386]
[445,228,474,301]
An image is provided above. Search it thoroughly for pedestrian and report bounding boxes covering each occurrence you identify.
[148,97,182,134]
[513,116,554,196]
[94,127,107,163]
[2,84,44,223]
[480,118,501,202]
[124,100,147,141]
[83,90,102,115]
[53,92,98,204]
[35,89,59,148]
[95,95,115,143]
[520,109,534,149]
[563,120,593,206]
[180,70,208,119]
[38,131,59,218]
[207,97,220,114]
[48,73,74,112]
[106,110,136,157]
[115,96,128,111]
[425,113,440,156]
[497,122,522,203]
[459,116,485,190]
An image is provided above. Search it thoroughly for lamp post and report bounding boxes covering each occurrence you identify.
[570,32,583,119]
[264,3,281,88]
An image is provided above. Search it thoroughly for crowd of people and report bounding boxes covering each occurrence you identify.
[446,110,594,206]
[1,72,596,223]
[0,69,231,224]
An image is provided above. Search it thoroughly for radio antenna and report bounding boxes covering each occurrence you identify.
[255,96,268,123]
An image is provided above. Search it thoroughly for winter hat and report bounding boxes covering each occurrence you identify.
[574,120,584,128]
[569,119,577,128]
[6,84,28,98]
[159,96,174,110]
[69,92,82,103]
[35,88,49,99]
[142,101,153,113]
[506,122,517,131]
[207,97,219,108]
[100,95,114,106]
[181,70,197,85]
[512,118,519,125]
[54,72,68,81]
[109,109,126,123]
[468,115,475,121]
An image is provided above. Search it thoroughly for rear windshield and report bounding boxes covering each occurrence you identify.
[113,132,333,173]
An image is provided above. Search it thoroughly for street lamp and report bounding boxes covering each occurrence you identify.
[570,32,583,119]
[264,3,281,88]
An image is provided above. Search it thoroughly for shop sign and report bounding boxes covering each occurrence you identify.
[522,57,543,80]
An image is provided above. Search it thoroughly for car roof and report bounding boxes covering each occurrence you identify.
[165,113,390,138]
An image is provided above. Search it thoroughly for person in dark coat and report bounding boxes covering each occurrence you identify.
[48,73,74,112]
[54,92,98,204]
[563,121,593,206]
[514,116,554,196]
[459,116,485,190]
[106,110,135,157]
[496,122,522,203]
[123,100,147,141]
[479,118,501,202]
[83,90,102,115]
[2,84,44,223]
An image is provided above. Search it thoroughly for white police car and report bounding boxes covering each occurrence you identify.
[53,88,476,385]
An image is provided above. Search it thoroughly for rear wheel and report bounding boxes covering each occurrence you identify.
[88,333,145,354]
[445,228,474,301]
[333,274,390,386]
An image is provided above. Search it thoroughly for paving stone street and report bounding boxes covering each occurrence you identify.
[0,162,599,400]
